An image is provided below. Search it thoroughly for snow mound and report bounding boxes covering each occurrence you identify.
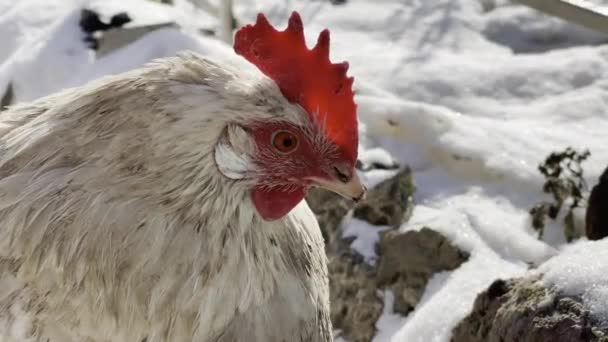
[0,0,234,103]
[342,217,389,264]
[541,239,608,325]
[2,0,608,341]
[483,5,608,53]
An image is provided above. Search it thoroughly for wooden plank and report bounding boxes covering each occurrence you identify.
[96,22,176,58]
[1,82,13,111]
[515,0,608,35]
[218,0,234,44]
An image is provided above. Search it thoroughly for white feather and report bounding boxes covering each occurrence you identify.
[215,126,255,180]
[0,52,332,341]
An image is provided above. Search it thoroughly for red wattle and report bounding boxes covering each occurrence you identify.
[251,186,307,221]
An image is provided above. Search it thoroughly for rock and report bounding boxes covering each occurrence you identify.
[328,253,382,342]
[306,167,416,341]
[307,167,415,250]
[452,277,608,342]
[307,167,470,339]
[376,227,469,315]
[78,8,175,57]
[353,167,415,227]
[80,9,132,51]
[356,149,400,171]
[586,166,608,240]
[80,9,131,35]
[305,187,351,252]
[306,184,381,342]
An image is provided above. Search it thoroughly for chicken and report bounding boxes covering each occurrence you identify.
[0,11,365,342]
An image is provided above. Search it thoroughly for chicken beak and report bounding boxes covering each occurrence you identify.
[310,172,367,202]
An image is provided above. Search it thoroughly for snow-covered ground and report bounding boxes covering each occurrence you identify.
[1,0,608,341]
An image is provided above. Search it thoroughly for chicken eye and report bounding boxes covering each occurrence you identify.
[271,130,299,153]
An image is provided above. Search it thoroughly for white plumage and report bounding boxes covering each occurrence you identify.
[0,53,344,342]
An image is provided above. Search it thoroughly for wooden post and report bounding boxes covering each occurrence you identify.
[1,83,13,111]
[218,0,234,44]
[515,0,608,35]
[189,0,235,44]
[96,23,177,57]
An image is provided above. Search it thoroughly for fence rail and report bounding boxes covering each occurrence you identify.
[516,0,608,35]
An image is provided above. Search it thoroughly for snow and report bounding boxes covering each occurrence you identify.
[391,259,521,342]
[373,290,407,342]
[358,148,398,170]
[2,0,608,341]
[0,0,234,102]
[541,239,608,325]
[341,217,390,264]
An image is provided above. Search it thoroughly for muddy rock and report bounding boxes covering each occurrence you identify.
[306,167,416,341]
[80,9,132,51]
[328,252,382,342]
[586,166,608,240]
[79,7,176,57]
[305,187,351,253]
[452,277,608,342]
[80,9,131,35]
[353,167,415,227]
[306,167,469,340]
[377,228,469,314]
[306,167,415,252]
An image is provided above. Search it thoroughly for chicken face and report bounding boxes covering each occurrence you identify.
[213,118,365,221]
[217,11,365,221]
[246,121,365,220]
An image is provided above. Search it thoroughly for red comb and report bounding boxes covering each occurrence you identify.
[234,12,358,165]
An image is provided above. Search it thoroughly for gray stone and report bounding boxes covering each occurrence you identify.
[306,187,383,342]
[586,166,608,240]
[306,187,351,254]
[306,167,417,341]
[306,167,415,251]
[376,227,469,315]
[353,167,415,227]
[307,168,469,339]
[452,277,608,342]
[328,253,382,342]
[306,185,382,342]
